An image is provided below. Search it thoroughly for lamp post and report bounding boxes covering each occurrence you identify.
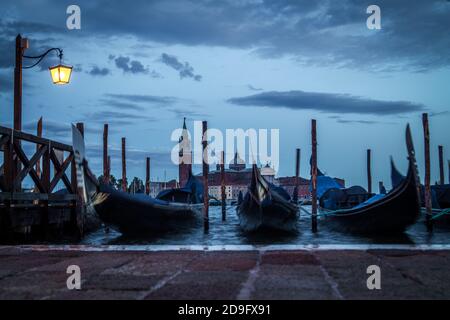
[14,34,72,131]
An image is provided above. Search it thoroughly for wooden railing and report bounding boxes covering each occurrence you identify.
[0,125,82,236]
[0,125,77,195]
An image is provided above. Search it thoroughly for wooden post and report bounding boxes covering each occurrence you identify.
[448,160,450,184]
[438,145,444,185]
[14,35,23,132]
[36,117,42,178]
[146,157,150,195]
[202,121,209,232]
[422,113,432,231]
[73,122,85,237]
[107,156,111,183]
[13,35,25,190]
[220,151,226,221]
[294,148,300,203]
[103,124,109,184]
[367,149,372,194]
[4,130,13,192]
[41,137,51,239]
[311,119,318,233]
[121,137,127,192]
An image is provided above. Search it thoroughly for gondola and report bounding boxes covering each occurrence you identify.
[237,164,298,232]
[321,125,421,234]
[391,156,450,226]
[72,125,203,235]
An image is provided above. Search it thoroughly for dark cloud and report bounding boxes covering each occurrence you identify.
[227,90,426,115]
[84,110,156,127]
[77,0,450,72]
[84,144,173,176]
[111,55,162,77]
[160,53,202,81]
[430,110,450,117]
[335,119,396,125]
[2,1,450,72]
[22,120,103,145]
[100,94,188,117]
[248,85,263,91]
[328,115,398,125]
[106,93,178,105]
[100,99,145,111]
[23,120,70,139]
[114,56,148,74]
[168,107,209,119]
[88,66,110,76]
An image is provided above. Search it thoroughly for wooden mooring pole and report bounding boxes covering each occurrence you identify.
[14,34,23,132]
[121,137,127,192]
[294,148,300,203]
[13,35,25,191]
[70,123,84,237]
[36,117,42,178]
[146,157,150,195]
[448,160,450,184]
[220,151,226,221]
[367,149,372,194]
[438,145,444,185]
[107,156,111,183]
[103,124,109,184]
[311,119,318,233]
[422,113,432,231]
[202,121,209,232]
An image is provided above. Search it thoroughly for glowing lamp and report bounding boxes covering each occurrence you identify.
[49,64,72,84]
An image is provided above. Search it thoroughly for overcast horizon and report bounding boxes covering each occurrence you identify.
[1,0,449,189]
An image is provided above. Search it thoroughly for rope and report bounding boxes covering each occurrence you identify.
[431,208,450,220]
[299,203,376,217]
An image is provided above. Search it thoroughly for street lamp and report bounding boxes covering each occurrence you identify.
[23,46,73,85]
[13,34,73,131]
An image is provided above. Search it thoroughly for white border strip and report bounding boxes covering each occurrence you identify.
[3,244,450,252]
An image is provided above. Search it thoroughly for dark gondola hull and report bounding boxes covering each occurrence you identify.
[321,168,419,234]
[238,165,298,233]
[92,185,203,234]
[321,125,421,234]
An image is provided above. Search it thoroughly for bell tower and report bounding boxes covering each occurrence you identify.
[178,117,192,186]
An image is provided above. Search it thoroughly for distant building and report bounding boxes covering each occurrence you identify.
[277,176,311,200]
[206,152,252,200]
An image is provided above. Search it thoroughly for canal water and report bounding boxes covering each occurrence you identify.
[81,206,450,246]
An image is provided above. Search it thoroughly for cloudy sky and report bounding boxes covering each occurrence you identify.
[0,0,449,189]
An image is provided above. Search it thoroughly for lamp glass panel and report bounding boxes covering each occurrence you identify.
[49,65,72,84]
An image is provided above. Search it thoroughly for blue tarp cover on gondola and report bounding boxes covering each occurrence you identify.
[310,175,342,198]
[353,194,386,209]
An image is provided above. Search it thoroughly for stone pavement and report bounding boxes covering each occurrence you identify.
[0,246,449,299]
